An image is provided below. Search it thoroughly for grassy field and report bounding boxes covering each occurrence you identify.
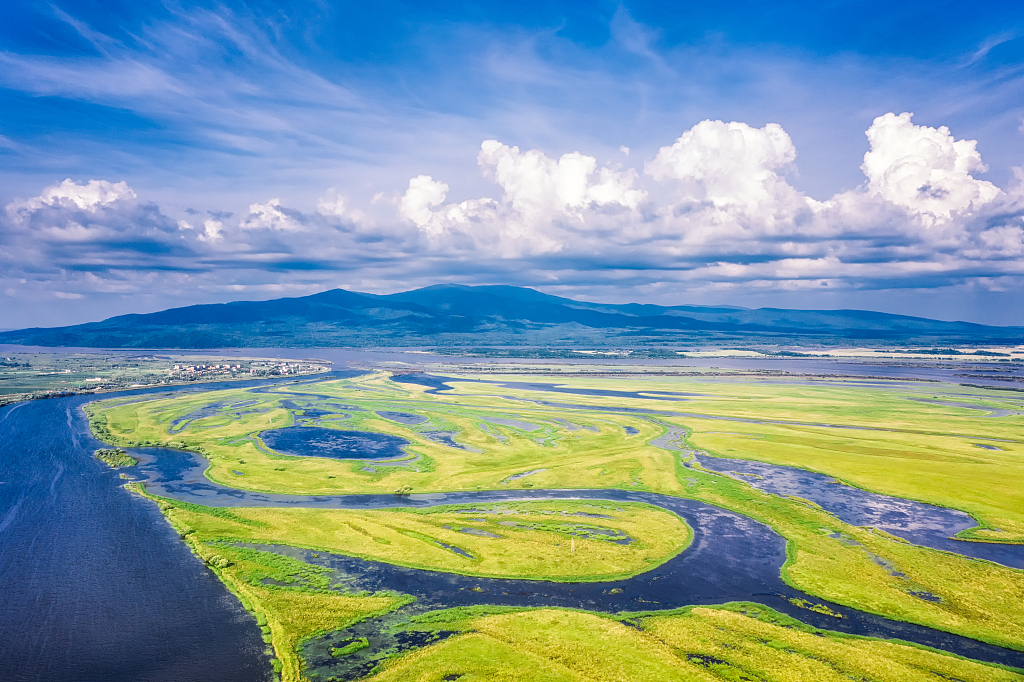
[152,497,692,582]
[136,484,410,681]
[442,374,1024,541]
[92,369,1024,680]
[367,603,1022,682]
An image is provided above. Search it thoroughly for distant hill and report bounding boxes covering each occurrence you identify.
[2,284,1021,348]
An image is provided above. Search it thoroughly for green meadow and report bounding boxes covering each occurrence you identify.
[152,496,691,582]
[90,369,1024,681]
[369,603,1022,682]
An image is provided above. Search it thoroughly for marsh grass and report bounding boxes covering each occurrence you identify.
[143,497,408,681]
[152,497,691,582]
[365,604,1024,682]
[666,453,1024,651]
[100,371,1024,669]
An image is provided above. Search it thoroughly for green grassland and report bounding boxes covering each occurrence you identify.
[91,369,1024,680]
[441,373,1024,542]
[367,603,1022,682]
[152,497,691,582]
[145,491,692,680]
[87,373,682,496]
[137,485,410,681]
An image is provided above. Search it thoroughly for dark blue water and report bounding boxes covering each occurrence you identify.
[0,372,367,681]
[260,426,409,460]
[0,397,272,682]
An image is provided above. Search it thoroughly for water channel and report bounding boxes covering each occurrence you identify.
[1,371,1022,681]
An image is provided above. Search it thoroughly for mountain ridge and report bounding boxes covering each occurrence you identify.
[1,284,1020,348]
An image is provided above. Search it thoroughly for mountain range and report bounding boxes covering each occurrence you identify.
[2,284,1021,348]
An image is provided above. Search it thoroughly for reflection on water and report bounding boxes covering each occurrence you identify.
[375,410,428,425]
[646,423,1024,569]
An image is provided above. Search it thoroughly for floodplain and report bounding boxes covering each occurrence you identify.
[85,364,1024,682]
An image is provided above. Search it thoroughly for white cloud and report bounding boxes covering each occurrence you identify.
[8,178,136,216]
[399,141,645,253]
[317,188,348,217]
[399,175,449,233]
[3,112,1024,327]
[200,219,224,242]
[479,140,645,217]
[647,119,807,219]
[239,198,303,231]
[861,112,1001,222]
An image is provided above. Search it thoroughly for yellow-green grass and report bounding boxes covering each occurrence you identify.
[366,605,1022,682]
[147,499,407,682]
[87,382,683,497]
[156,498,691,582]
[443,372,1024,435]
[91,372,1024,650]
[402,372,1024,542]
[681,416,1024,541]
[670,459,1024,651]
[90,372,1024,541]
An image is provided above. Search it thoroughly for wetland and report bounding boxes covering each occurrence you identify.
[3,359,1024,682]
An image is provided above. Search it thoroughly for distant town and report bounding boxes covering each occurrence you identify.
[0,353,331,408]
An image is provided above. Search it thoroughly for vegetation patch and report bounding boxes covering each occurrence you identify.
[94,448,138,467]
[364,604,1024,682]
[330,637,369,657]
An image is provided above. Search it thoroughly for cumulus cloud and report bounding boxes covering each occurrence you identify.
[240,198,304,232]
[200,219,224,242]
[399,141,645,254]
[3,112,1023,327]
[317,188,348,218]
[387,114,1023,296]
[8,178,135,215]
[399,175,450,234]
[861,112,1001,222]
[478,140,645,217]
[647,120,801,214]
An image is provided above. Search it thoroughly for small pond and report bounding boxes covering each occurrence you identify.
[260,427,409,460]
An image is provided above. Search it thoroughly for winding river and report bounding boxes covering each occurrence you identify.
[1,373,1023,681]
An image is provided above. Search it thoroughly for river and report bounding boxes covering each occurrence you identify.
[1,370,1022,681]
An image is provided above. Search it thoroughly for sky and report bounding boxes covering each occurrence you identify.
[2,1,1024,328]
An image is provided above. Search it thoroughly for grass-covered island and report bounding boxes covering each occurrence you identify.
[94,448,138,468]
[86,368,1024,682]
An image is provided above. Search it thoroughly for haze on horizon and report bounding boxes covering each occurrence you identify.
[2,0,1024,329]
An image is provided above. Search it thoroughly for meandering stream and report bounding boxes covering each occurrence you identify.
[1,372,1022,682]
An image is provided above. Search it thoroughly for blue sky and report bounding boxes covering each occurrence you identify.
[2,0,1024,328]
